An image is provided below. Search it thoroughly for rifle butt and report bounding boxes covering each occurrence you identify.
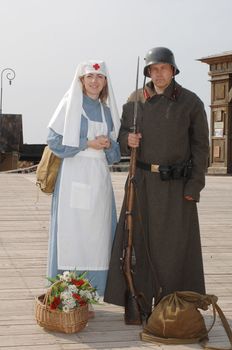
[124,289,142,325]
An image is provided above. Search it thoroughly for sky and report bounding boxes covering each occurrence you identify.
[0,0,231,144]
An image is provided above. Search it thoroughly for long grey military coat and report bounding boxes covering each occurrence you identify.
[104,80,209,314]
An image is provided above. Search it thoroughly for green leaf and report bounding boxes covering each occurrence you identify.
[47,277,57,284]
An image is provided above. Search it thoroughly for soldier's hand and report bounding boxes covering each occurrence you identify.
[128,133,142,148]
[184,195,194,201]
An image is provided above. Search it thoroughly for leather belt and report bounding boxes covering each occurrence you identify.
[136,160,160,173]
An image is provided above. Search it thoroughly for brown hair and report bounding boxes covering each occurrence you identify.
[80,76,108,104]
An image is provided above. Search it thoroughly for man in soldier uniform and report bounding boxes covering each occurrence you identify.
[104,47,209,321]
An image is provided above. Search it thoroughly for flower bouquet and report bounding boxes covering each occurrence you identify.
[35,271,99,333]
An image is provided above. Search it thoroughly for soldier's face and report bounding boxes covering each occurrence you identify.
[149,63,173,92]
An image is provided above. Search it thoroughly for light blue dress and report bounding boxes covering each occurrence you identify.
[47,94,121,295]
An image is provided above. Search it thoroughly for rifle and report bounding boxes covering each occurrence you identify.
[122,57,142,325]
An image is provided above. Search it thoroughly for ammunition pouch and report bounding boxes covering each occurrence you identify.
[159,165,172,181]
[137,160,192,181]
[160,161,192,181]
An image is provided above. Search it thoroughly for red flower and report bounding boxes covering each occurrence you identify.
[72,293,86,306]
[50,296,61,310]
[72,293,81,300]
[71,278,85,287]
[93,63,100,70]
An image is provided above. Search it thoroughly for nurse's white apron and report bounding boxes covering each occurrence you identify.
[57,104,112,270]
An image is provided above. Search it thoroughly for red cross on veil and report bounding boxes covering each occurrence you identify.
[93,63,100,70]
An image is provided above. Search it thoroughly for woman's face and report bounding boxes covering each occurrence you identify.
[82,73,106,100]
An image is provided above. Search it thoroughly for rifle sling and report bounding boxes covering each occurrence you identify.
[134,182,162,303]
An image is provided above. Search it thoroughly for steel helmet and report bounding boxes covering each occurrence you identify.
[144,47,180,77]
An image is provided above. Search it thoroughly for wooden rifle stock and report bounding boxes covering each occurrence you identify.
[121,56,142,325]
[120,61,162,322]
[122,145,142,325]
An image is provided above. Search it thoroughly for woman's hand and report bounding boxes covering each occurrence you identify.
[97,135,111,149]
[87,136,111,150]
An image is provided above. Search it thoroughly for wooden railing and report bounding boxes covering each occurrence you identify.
[0,157,130,174]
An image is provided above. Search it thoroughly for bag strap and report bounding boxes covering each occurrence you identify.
[200,298,232,350]
[214,302,232,347]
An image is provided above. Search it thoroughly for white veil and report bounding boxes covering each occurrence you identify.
[48,60,120,147]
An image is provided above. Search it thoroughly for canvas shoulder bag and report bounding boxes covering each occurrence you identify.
[36,146,61,194]
[140,290,232,349]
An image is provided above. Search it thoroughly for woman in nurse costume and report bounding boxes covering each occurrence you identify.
[46,60,121,297]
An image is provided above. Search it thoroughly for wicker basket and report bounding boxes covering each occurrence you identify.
[35,292,89,333]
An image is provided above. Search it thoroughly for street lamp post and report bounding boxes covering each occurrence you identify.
[0,68,16,115]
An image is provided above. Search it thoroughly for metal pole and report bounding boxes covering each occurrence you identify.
[0,68,16,115]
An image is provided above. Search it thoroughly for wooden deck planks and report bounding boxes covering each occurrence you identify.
[0,173,231,349]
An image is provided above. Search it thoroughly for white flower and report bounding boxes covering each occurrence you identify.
[61,271,72,282]
[62,298,76,309]
[68,284,78,293]
[94,291,100,301]
[61,290,76,309]
[79,290,92,300]
[61,290,70,298]
[63,305,71,313]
